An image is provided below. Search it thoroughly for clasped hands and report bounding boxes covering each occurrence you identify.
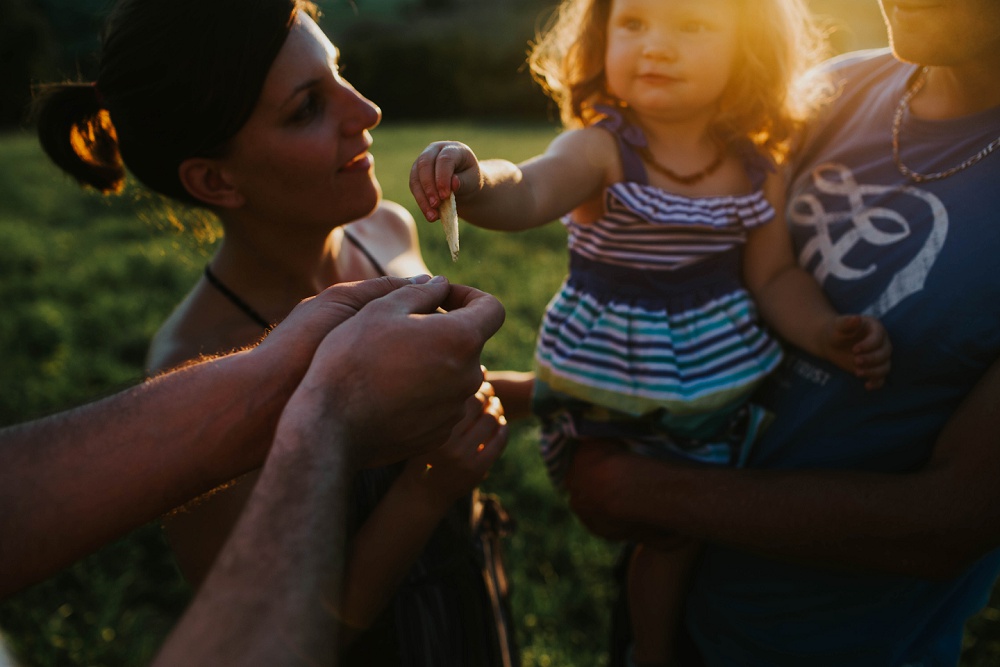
[256,274,506,471]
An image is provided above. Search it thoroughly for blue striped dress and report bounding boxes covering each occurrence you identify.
[534,112,783,482]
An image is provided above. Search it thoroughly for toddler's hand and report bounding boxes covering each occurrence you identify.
[409,141,482,222]
[824,314,892,390]
[402,380,508,512]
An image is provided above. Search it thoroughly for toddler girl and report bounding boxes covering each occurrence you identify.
[410,0,892,664]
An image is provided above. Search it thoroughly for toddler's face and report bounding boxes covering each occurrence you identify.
[604,0,738,124]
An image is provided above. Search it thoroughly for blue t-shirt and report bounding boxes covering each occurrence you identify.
[685,49,1000,666]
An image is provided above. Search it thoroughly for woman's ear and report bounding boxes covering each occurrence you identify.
[178,158,246,208]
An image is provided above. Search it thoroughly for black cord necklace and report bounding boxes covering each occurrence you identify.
[203,265,273,332]
[635,139,726,185]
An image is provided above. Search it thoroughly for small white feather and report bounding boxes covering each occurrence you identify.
[440,192,459,261]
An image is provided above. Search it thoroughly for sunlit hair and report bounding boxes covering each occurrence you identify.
[33,0,319,204]
[528,0,831,162]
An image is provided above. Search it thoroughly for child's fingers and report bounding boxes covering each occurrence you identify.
[434,144,465,198]
[409,148,443,220]
[854,344,892,367]
[410,142,463,217]
[862,361,890,389]
[855,350,891,372]
[844,316,886,350]
[833,314,862,336]
[831,314,865,348]
[853,329,891,365]
[864,376,887,391]
[409,141,478,223]
[854,350,891,390]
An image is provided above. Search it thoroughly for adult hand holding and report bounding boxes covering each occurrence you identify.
[279,275,506,469]
[0,275,503,599]
[153,278,505,666]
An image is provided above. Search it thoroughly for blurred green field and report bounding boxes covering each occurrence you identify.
[0,122,620,667]
[1,120,999,667]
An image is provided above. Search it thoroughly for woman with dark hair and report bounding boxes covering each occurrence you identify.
[33,2,518,665]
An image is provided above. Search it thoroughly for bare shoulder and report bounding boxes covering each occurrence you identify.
[146,283,265,375]
[343,200,427,278]
[533,127,622,223]
[545,126,623,186]
[551,126,619,162]
[360,199,418,245]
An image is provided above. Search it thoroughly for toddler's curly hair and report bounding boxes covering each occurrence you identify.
[528,0,831,162]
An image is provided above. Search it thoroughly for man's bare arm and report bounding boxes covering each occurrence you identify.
[567,355,1000,579]
[0,276,502,597]
[151,277,505,665]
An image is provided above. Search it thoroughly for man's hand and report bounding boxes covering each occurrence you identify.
[255,275,420,371]
[565,440,687,550]
[279,276,506,468]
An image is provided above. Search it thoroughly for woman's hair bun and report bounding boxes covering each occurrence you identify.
[32,82,126,194]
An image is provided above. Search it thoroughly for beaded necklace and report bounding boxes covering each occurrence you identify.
[635,139,726,185]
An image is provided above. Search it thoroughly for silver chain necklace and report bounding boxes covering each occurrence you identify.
[892,66,1000,183]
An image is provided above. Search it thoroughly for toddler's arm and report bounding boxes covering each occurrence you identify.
[486,369,535,421]
[822,315,892,389]
[744,175,892,389]
[339,380,507,641]
[409,128,615,232]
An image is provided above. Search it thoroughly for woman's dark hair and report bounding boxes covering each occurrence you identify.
[33,0,317,205]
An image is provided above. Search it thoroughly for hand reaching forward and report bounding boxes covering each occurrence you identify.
[822,314,893,390]
[272,275,505,469]
[409,141,482,222]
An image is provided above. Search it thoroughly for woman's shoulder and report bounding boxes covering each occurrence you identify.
[146,282,265,374]
[350,200,416,243]
[344,200,427,278]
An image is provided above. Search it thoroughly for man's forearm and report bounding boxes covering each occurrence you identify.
[616,461,963,576]
[0,347,299,597]
[573,357,1000,579]
[152,389,354,666]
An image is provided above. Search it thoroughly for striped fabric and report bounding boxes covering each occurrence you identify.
[568,181,776,270]
[535,182,783,420]
[531,109,785,482]
[536,280,781,416]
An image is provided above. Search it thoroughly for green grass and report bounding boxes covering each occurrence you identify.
[1,123,999,667]
[0,123,618,667]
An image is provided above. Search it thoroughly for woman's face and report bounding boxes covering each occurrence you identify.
[219,13,383,230]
